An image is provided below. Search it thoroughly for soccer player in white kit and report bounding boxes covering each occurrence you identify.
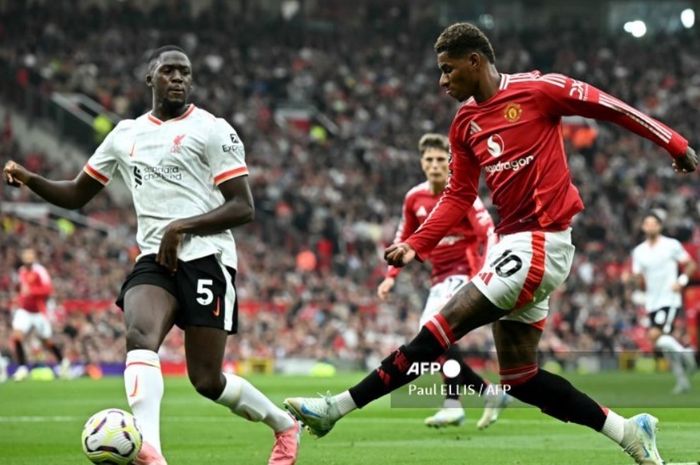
[631,211,697,393]
[4,46,299,465]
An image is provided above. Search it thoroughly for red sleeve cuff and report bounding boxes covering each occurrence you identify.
[669,134,689,158]
[84,164,109,185]
[386,266,401,278]
[214,166,248,185]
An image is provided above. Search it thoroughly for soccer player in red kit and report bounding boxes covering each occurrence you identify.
[11,248,70,381]
[377,133,508,429]
[286,23,698,465]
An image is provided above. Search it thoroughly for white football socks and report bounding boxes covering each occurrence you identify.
[216,373,294,433]
[443,398,462,410]
[601,409,625,444]
[333,391,357,417]
[124,350,164,453]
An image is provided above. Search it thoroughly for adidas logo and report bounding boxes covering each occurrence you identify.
[416,206,428,217]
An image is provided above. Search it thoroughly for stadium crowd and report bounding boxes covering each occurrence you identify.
[1,1,699,370]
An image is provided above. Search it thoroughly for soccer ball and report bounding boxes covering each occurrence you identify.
[81,408,142,464]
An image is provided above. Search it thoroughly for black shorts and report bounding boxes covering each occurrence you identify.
[648,306,680,334]
[116,254,238,334]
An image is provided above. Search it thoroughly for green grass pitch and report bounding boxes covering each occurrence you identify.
[1,372,699,464]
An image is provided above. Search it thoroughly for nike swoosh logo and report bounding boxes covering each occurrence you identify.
[213,297,221,317]
[300,404,321,418]
[128,376,139,398]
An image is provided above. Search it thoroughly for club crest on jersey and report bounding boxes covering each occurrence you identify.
[486,134,505,158]
[171,134,186,153]
[504,103,522,123]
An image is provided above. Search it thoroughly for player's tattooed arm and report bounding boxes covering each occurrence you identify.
[3,160,104,209]
[156,175,254,272]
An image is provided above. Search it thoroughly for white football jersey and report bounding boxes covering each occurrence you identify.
[632,235,690,311]
[84,104,248,269]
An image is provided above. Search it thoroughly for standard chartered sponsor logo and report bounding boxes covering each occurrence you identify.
[143,165,182,181]
[484,155,534,174]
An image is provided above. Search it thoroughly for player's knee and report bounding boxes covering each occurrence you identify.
[499,363,539,389]
[125,326,159,352]
[189,371,224,400]
[648,327,662,343]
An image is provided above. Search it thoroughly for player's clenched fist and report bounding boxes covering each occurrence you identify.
[3,160,30,187]
[384,242,417,267]
[672,146,698,174]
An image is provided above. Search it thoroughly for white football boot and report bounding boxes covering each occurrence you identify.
[284,394,341,438]
[476,391,512,430]
[621,413,664,465]
[424,407,465,428]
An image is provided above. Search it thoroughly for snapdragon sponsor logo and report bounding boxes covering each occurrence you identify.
[484,155,534,174]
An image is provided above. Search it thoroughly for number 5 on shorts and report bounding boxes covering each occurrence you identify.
[196,279,214,305]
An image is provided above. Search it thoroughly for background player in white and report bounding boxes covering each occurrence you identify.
[4,46,299,465]
[377,133,508,429]
[631,210,697,393]
[10,247,70,381]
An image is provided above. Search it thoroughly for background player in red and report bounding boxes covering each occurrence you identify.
[286,23,698,465]
[377,133,508,429]
[10,247,70,381]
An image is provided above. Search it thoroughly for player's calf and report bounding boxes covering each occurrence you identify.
[503,366,607,429]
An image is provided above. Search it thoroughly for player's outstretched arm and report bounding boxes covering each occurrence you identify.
[3,160,104,209]
[392,130,480,264]
[156,175,254,272]
[536,73,693,166]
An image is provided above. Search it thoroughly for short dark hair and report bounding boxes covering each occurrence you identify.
[147,45,187,71]
[418,133,450,154]
[434,23,496,63]
[645,209,666,224]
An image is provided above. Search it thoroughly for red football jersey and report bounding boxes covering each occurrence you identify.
[17,263,53,313]
[406,72,688,259]
[387,181,494,284]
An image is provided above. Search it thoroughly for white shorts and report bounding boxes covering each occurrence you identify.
[419,275,470,328]
[472,229,575,326]
[12,308,53,339]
